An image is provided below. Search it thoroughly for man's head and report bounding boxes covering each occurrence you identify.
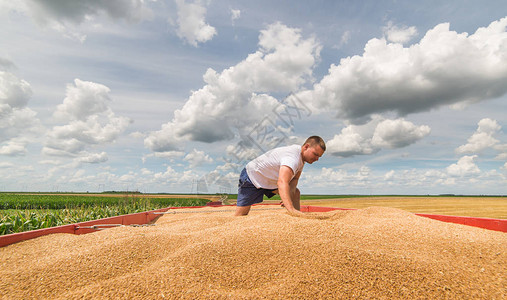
[301,136,326,164]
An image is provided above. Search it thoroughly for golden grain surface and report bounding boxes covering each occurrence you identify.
[1,207,505,299]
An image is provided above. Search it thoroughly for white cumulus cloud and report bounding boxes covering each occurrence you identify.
[0,139,28,156]
[326,116,430,157]
[174,0,216,46]
[53,79,112,121]
[183,149,213,168]
[383,21,418,44]
[142,151,185,163]
[311,17,507,123]
[153,166,195,184]
[0,67,42,156]
[320,166,371,186]
[0,70,32,111]
[384,170,395,181]
[371,118,431,148]
[456,118,501,154]
[447,155,480,176]
[145,22,321,152]
[78,151,108,164]
[43,79,131,160]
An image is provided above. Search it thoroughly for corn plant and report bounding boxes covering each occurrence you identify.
[0,193,209,236]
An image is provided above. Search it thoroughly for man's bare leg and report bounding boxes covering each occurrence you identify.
[235,205,251,216]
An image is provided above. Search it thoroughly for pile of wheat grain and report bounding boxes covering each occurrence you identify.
[1,206,505,299]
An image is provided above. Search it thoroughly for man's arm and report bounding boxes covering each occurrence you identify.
[277,166,303,215]
[289,170,301,210]
[289,169,301,192]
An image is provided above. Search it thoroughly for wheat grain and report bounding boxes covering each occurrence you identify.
[0,207,505,299]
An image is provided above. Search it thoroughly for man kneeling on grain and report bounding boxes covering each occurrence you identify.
[235,136,326,216]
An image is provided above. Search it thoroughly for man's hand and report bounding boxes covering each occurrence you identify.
[280,201,304,217]
[287,209,304,217]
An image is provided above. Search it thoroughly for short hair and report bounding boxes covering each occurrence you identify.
[303,136,326,151]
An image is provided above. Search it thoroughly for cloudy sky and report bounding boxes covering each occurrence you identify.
[1,0,506,195]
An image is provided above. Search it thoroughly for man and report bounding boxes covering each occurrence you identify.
[235,136,326,216]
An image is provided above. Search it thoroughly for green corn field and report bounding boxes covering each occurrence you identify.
[0,193,209,236]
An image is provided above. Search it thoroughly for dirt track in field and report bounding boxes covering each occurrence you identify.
[1,206,505,299]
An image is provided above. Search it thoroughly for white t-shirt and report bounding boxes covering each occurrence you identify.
[246,144,304,189]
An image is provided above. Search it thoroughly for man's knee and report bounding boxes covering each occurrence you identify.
[235,205,251,216]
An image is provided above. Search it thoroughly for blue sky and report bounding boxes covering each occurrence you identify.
[0,0,506,194]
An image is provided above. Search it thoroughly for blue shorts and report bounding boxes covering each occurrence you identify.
[237,168,277,207]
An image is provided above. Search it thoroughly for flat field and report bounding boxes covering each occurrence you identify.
[260,195,507,219]
[304,196,507,219]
